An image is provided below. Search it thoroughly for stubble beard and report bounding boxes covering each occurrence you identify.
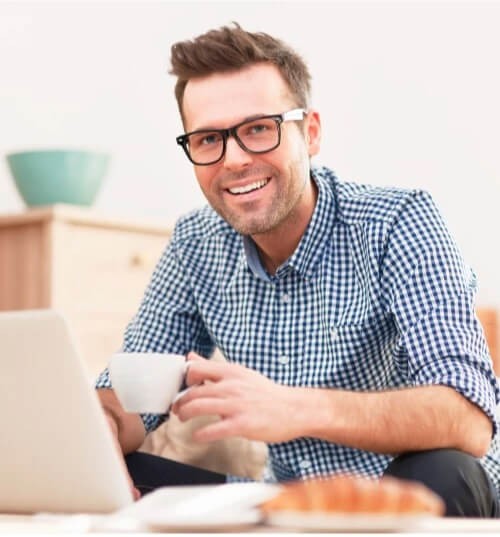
[209,161,309,236]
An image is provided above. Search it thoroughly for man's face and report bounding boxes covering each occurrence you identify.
[182,63,321,236]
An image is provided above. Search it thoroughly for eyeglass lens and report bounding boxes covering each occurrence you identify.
[186,117,280,164]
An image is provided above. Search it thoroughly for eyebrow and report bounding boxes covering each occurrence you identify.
[192,112,271,132]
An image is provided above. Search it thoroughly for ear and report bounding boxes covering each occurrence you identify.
[305,110,321,157]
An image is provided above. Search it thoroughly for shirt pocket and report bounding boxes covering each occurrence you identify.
[298,315,397,390]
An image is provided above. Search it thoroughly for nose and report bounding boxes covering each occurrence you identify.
[222,136,253,171]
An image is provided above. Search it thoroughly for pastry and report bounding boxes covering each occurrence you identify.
[260,474,445,516]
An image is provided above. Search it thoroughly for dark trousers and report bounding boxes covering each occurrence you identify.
[126,448,499,517]
[125,452,225,496]
[383,448,499,517]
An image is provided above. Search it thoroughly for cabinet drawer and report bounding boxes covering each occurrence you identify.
[53,223,170,314]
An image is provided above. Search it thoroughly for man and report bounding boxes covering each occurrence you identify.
[96,23,500,516]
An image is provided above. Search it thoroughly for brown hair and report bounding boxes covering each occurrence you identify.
[169,23,311,123]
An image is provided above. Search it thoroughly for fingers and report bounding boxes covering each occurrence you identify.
[171,380,234,415]
[175,382,225,404]
[185,356,238,386]
[186,351,205,362]
[174,396,229,422]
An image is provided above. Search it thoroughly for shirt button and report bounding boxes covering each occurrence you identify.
[278,355,290,365]
[299,459,312,470]
[281,293,290,303]
[330,327,338,340]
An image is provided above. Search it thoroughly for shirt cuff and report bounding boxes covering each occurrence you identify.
[94,368,167,433]
[413,361,499,438]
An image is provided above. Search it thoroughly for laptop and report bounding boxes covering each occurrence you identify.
[0,309,133,514]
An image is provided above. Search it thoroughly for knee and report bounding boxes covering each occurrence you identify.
[385,448,476,484]
[384,449,497,517]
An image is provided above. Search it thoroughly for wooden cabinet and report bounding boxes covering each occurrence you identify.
[0,205,171,379]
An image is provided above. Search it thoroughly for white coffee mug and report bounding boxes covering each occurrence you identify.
[109,352,188,413]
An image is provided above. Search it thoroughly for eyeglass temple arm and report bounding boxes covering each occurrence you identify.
[282,108,307,121]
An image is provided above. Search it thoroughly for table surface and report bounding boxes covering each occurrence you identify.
[2,512,500,533]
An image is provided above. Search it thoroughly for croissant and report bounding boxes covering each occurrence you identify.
[261,474,445,516]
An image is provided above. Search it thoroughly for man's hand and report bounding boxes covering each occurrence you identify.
[97,388,146,501]
[171,352,304,443]
[171,353,493,457]
[104,412,141,501]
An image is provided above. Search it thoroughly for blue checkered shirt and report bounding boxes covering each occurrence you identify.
[96,166,500,492]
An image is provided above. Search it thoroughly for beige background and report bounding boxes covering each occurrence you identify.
[1,1,499,306]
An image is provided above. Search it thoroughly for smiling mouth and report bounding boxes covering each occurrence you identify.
[227,178,270,195]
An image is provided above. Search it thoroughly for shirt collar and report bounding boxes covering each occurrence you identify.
[242,166,338,282]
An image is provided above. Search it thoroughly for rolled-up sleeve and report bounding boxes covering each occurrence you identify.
[380,190,500,435]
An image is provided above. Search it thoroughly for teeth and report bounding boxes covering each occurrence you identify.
[228,178,269,195]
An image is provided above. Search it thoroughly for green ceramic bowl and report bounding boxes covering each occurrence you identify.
[6,149,110,207]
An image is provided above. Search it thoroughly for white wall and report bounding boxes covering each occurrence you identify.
[1,1,499,304]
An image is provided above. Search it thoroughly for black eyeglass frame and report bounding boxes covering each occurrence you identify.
[176,108,307,166]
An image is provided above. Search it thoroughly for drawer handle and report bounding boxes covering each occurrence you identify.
[130,253,147,267]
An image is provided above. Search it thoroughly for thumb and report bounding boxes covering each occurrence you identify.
[186,351,205,362]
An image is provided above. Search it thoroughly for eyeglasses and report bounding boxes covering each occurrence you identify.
[176,108,307,166]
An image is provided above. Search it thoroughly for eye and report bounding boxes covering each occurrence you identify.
[189,132,222,149]
[200,133,220,145]
[247,123,269,135]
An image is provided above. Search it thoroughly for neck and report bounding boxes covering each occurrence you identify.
[251,180,318,275]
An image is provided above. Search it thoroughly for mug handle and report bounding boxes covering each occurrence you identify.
[182,360,192,374]
[171,386,191,405]
[171,361,193,405]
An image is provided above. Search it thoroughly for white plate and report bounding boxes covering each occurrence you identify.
[116,483,280,531]
[146,508,262,531]
[411,517,500,533]
[266,511,436,532]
